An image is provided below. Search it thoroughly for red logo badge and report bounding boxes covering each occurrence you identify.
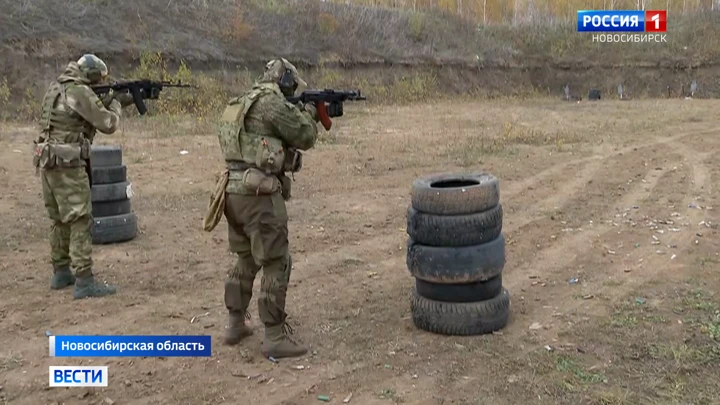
[645,10,667,32]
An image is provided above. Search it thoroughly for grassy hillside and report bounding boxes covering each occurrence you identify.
[1,0,718,120]
[3,0,718,67]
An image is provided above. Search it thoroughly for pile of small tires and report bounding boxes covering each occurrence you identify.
[406,172,510,336]
[90,145,138,245]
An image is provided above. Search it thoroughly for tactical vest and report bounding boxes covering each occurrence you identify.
[217,86,286,174]
[39,81,96,143]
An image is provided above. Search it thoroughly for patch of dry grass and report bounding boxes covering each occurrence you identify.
[507,285,720,404]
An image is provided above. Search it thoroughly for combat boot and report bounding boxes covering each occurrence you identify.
[224,312,253,345]
[50,265,75,290]
[261,323,308,359]
[73,274,117,299]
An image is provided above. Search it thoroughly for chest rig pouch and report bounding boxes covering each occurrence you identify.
[255,136,285,173]
[33,138,89,172]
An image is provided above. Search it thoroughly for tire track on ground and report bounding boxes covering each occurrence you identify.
[611,141,716,290]
[500,127,719,201]
[577,141,716,302]
[502,165,672,330]
[502,157,604,234]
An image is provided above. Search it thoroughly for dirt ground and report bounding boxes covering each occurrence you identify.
[1,98,719,405]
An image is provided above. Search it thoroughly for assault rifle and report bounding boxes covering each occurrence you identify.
[286,89,366,130]
[91,80,195,115]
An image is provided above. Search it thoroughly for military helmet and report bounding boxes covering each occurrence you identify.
[262,58,307,96]
[77,54,109,82]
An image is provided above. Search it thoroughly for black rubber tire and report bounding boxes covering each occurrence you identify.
[407,233,505,284]
[406,203,503,247]
[91,181,128,203]
[90,145,122,167]
[410,172,499,215]
[415,275,503,303]
[411,287,511,336]
[91,165,127,185]
[92,199,132,218]
[92,213,138,245]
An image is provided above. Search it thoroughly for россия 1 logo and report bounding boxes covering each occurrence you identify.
[577,10,667,43]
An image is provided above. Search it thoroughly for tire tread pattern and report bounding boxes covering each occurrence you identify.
[90,145,123,167]
[407,234,505,284]
[92,199,132,218]
[411,287,510,336]
[407,204,502,247]
[91,165,127,185]
[411,172,499,215]
[415,275,502,303]
[91,181,128,203]
[92,213,138,244]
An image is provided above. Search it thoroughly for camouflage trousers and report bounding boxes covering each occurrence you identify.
[223,191,293,327]
[41,167,93,277]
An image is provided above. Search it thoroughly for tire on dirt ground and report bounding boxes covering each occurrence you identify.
[411,286,510,336]
[415,275,503,303]
[90,145,122,167]
[406,204,502,247]
[407,233,505,284]
[410,172,499,215]
[91,165,127,185]
[91,181,128,203]
[92,212,138,245]
[92,199,132,218]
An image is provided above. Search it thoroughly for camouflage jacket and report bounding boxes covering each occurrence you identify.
[219,81,318,194]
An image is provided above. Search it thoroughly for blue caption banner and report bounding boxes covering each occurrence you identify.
[577,10,645,32]
[49,335,212,357]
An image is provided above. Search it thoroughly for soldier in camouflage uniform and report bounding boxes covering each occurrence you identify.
[216,58,319,359]
[35,54,134,299]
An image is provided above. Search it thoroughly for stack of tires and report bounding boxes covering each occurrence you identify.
[406,172,510,336]
[90,145,138,245]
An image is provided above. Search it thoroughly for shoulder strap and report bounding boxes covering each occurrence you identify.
[238,87,268,134]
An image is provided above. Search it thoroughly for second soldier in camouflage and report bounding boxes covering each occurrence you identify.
[215,58,319,359]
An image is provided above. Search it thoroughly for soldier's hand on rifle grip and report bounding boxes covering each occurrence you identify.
[113,91,135,108]
[101,90,117,108]
[301,102,320,123]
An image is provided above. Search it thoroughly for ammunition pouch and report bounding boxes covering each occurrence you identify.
[278,173,292,201]
[235,167,281,195]
[33,138,89,170]
[255,136,285,174]
[33,141,55,170]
